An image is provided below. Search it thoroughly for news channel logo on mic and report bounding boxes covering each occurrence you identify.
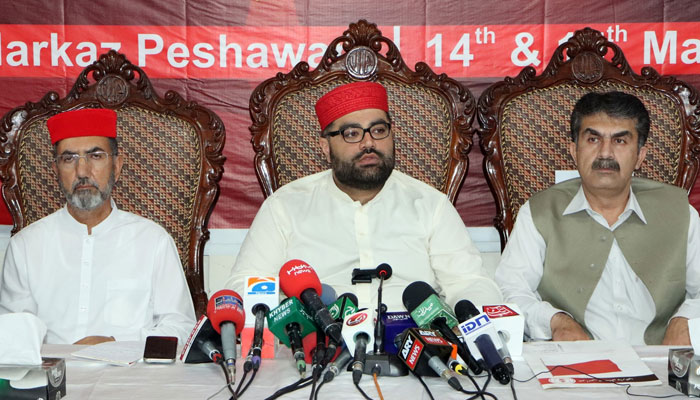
[243,277,279,327]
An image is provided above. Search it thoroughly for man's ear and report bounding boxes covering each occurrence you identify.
[319,137,331,163]
[568,141,578,167]
[635,145,648,170]
[52,160,58,176]
[113,154,125,182]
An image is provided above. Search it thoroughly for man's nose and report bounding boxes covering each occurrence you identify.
[599,137,614,157]
[75,156,90,176]
[358,131,376,150]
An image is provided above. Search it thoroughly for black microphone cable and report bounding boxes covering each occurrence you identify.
[314,347,353,399]
[263,376,313,400]
[308,350,324,400]
[409,369,435,400]
[217,359,238,400]
[453,342,489,396]
[460,361,499,400]
[312,380,325,400]
[231,353,259,398]
[353,379,374,400]
[233,368,257,398]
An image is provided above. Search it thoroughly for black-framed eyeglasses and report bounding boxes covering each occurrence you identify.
[323,121,391,143]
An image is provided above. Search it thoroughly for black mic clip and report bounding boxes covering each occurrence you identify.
[351,263,393,284]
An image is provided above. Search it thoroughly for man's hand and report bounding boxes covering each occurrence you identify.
[550,312,590,341]
[73,336,115,345]
[662,317,691,345]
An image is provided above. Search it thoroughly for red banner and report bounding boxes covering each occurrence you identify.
[0,23,699,79]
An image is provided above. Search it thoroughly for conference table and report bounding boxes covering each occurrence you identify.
[41,343,686,399]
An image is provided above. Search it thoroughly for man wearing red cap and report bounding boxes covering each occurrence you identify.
[228,82,501,311]
[0,108,196,344]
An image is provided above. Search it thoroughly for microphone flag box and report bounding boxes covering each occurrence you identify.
[668,348,700,395]
[266,297,316,347]
[241,276,279,359]
[0,357,66,400]
[482,304,524,356]
[409,294,458,329]
[328,296,358,321]
[342,310,375,354]
[180,315,223,363]
[243,276,279,325]
[381,312,418,355]
[397,328,453,377]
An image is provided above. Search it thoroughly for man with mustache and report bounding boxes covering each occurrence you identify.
[0,109,196,344]
[495,91,700,345]
[228,82,501,310]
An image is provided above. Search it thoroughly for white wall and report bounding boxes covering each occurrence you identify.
[0,226,502,296]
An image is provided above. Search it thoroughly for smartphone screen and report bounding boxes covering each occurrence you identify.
[143,336,178,364]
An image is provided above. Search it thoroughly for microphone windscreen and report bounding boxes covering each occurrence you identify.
[454,300,480,323]
[207,289,246,335]
[320,284,337,306]
[401,281,436,312]
[376,263,392,279]
[279,259,323,299]
[339,292,358,307]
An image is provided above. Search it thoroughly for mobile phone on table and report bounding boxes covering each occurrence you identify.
[143,336,178,363]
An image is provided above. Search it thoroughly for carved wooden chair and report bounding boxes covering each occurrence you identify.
[249,19,476,202]
[0,50,226,317]
[477,27,700,249]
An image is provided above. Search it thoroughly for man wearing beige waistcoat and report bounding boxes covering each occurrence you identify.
[495,91,700,345]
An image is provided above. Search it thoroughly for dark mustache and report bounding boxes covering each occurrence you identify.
[591,158,620,171]
[352,148,384,161]
[72,177,99,191]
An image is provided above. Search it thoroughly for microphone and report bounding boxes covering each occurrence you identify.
[482,304,525,357]
[324,292,358,366]
[308,283,336,373]
[207,290,246,384]
[351,262,393,284]
[455,300,511,384]
[381,312,418,355]
[373,263,392,354]
[279,260,343,345]
[322,347,352,383]
[402,281,482,374]
[320,284,337,305]
[395,328,462,391]
[267,296,317,377]
[241,276,279,361]
[244,303,269,372]
[328,292,359,322]
[180,315,223,364]
[341,309,375,383]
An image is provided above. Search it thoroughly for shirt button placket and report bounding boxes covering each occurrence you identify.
[77,236,94,333]
[355,205,372,268]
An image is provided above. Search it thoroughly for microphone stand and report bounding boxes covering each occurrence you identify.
[373,272,387,354]
[356,263,408,377]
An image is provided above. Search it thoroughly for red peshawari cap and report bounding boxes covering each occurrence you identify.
[47,109,117,145]
[315,82,389,131]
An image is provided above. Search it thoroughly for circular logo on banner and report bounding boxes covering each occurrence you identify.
[346,312,368,326]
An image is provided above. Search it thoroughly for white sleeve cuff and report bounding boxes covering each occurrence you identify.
[673,299,700,321]
[526,302,570,340]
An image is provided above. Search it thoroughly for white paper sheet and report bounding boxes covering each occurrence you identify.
[522,340,662,389]
[72,341,144,366]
